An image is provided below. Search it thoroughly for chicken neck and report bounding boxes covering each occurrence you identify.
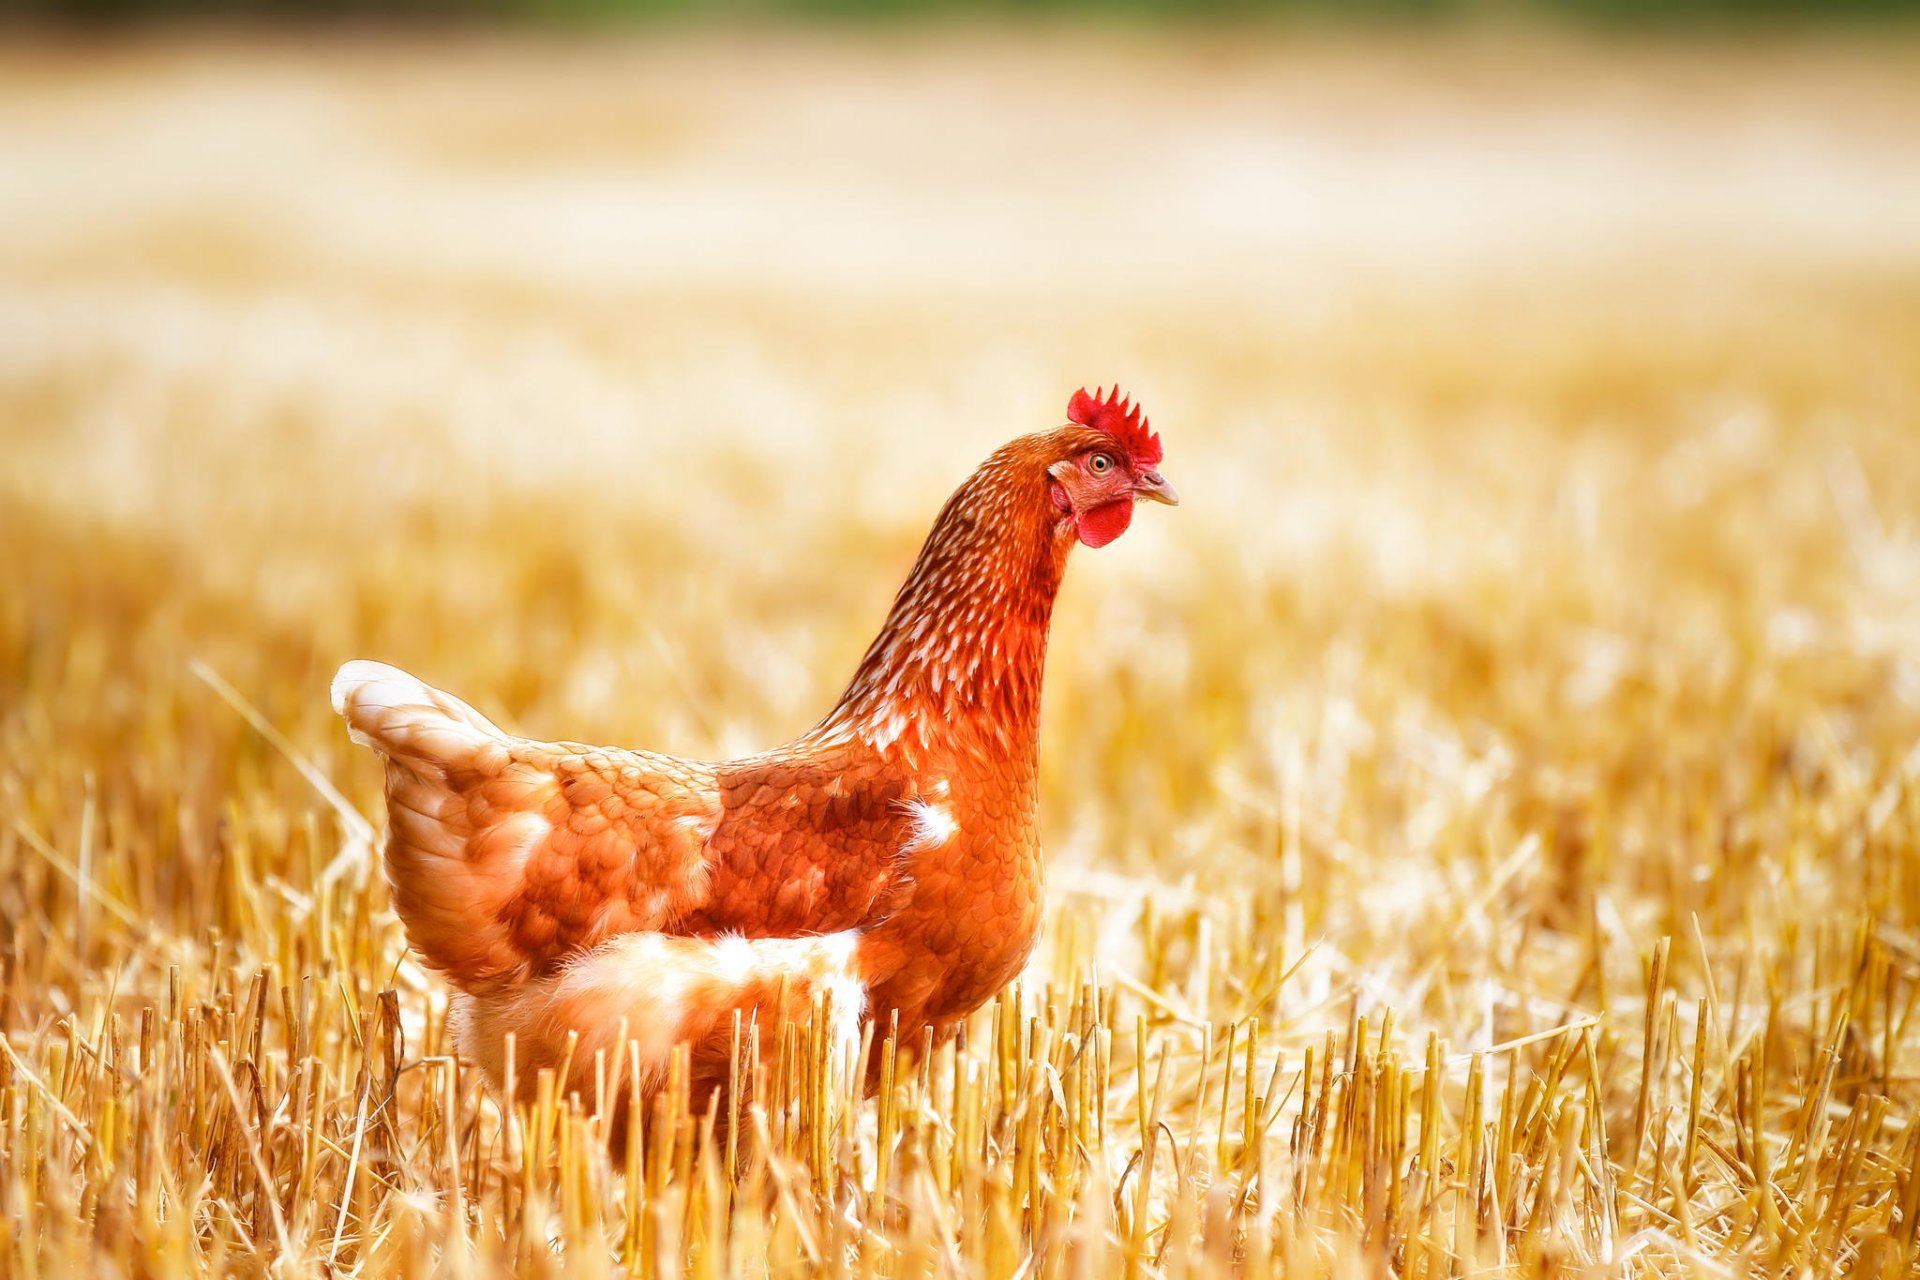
[814,445,1071,760]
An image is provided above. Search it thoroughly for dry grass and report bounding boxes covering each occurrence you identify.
[6,27,1920,1279]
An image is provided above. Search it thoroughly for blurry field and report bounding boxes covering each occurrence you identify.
[7,27,1920,1278]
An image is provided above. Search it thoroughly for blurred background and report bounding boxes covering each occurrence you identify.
[7,0,1920,951]
[15,0,1920,27]
[7,0,1920,961]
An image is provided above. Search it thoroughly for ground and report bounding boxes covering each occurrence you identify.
[4,25,1920,1277]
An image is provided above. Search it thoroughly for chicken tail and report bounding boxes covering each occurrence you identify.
[331,659,508,767]
[332,660,540,987]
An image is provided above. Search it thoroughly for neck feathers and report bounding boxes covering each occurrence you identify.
[820,442,1070,756]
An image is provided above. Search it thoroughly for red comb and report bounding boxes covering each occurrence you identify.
[1067,386,1162,467]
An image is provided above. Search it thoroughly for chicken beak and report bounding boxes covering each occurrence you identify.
[1135,470,1180,506]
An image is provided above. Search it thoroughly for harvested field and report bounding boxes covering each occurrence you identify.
[5,27,1920,1277]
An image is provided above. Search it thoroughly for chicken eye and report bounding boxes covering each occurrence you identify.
[1088,453,1114,474]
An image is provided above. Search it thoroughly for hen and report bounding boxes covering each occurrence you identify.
[331,387,1176,1109]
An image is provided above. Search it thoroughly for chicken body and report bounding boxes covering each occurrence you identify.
[333,396,1173,1108]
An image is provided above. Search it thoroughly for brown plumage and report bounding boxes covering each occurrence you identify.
[331,388,1177,1110]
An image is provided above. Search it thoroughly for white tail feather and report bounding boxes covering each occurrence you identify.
[330,660,507,765]
[452,930,867,1102]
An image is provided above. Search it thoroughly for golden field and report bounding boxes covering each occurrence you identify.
[5,27,1920,1278]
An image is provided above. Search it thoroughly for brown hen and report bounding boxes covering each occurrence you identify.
[332,387,1176,1109]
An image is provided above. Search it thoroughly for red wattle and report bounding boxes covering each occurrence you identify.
[1075,499,1133,548]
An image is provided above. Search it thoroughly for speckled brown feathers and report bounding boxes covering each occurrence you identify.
[333,394,1173,1111]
